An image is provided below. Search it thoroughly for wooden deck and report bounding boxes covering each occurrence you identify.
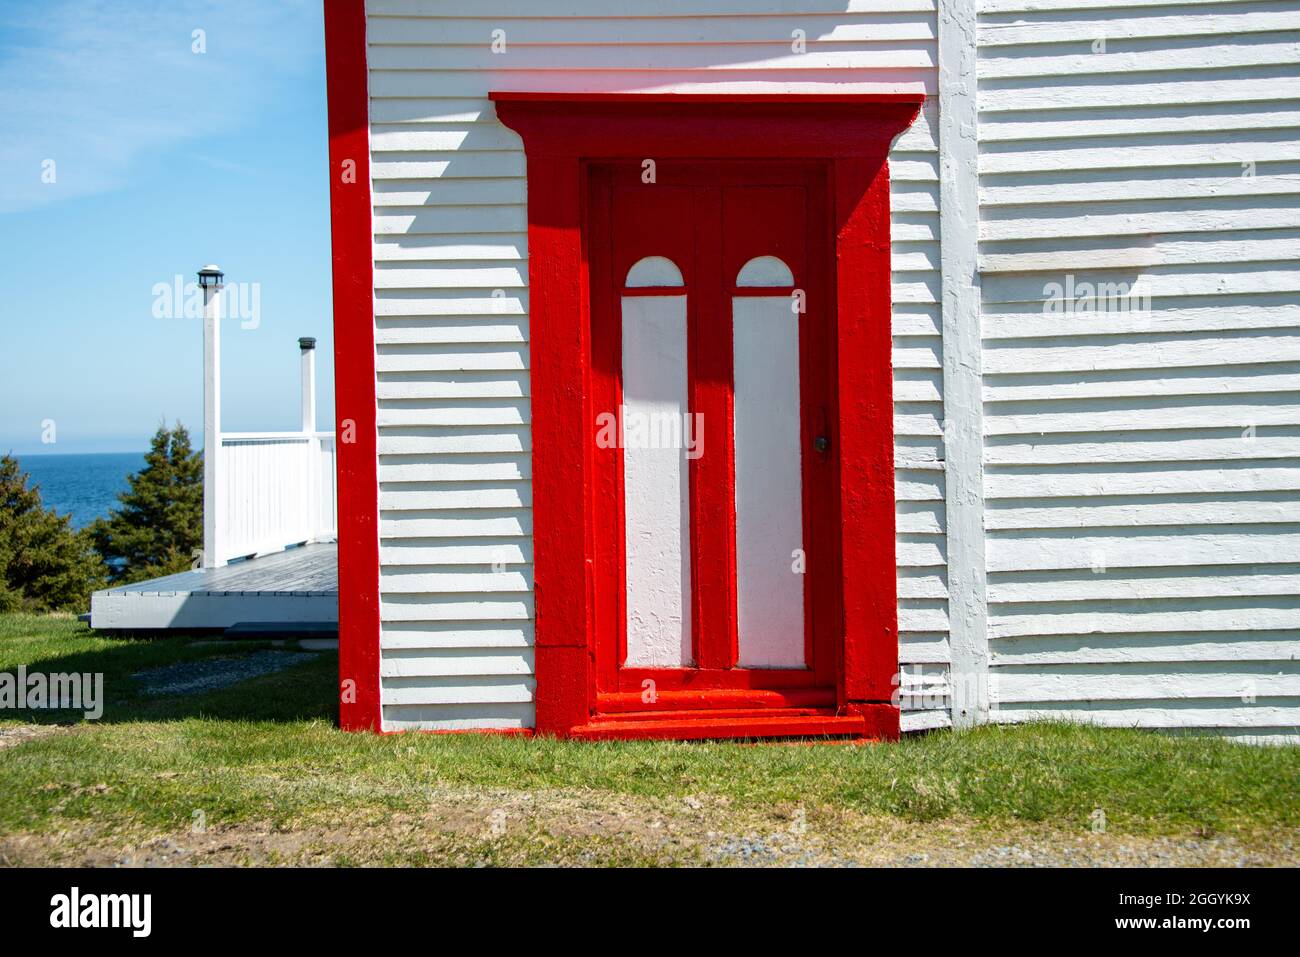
[89,543,338,631]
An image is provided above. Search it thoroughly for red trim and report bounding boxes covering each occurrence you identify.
[372,727,535,738]
[800,171,841,685]
[526,153,594,737]
[620,286,687,297]
[491,94,923,160]
[835,160,902,704]
[729,285,799,296]
[617,667,825,691]
[495,94,920,742]
[588,166,622,698]
[569,711,868,742]
[597,688,834,712]
[492,92,925,106]
[689,184,733,670]
[324,0,380,732]
[846,702,902,740]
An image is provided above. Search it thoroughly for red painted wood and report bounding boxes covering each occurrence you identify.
[690,185,733,670]
[622,181,696,674]
[607,707,830,722]
[527,153,595,736]
[835,159,901,706]
[570,711,869,742]
[730,286,798,297]
[324,0,380,733]
[614,286,687,296]
[493,95,921,163]
[799,170,842,688]
[616,666,823,692]
[845,702,902,740]
[535,645,589,738]
[493,92,925,106]
[593,165,835,691]
[588,166,622,697]
[721,178,837,684]
[597,688,835,712]
[374,727,534,738]
[493,94,922,741]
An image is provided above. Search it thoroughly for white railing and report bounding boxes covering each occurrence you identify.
[201,297,336,567]
[215,432,336,564]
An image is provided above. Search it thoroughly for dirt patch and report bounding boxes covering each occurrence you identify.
[3,784,1295,868]
[0,724,67,751]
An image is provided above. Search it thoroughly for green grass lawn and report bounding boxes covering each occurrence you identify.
[1,612,1297,866]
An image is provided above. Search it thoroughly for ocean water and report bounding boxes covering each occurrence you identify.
[15,452,145,529]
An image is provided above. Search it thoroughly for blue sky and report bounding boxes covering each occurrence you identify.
[0,0,333,455]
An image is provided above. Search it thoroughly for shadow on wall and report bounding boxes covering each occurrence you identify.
[369,0,938,381]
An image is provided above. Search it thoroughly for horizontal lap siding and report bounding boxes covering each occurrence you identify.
[364,0,950,731]
[978,0,1300,742]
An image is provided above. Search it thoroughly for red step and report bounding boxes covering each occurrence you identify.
[569,709,870,742]
[606,706,830,723]
[597,688,835,713]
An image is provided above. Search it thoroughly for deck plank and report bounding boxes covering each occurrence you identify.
[91,544,339,631]
[109,544,339,597]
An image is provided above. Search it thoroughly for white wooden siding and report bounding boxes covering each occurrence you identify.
[364,0,951,731]
[977,0,1300,743]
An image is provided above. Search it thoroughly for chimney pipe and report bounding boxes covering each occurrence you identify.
[300,337,317,435]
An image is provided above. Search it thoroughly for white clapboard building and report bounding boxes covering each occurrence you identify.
[321,0,1300,743]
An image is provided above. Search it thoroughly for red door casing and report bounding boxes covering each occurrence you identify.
[487,93,919,743]
[588,162,845,727]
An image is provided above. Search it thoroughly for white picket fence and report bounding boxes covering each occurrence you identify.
[215,432,337,564]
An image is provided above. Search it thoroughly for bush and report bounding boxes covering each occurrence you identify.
[0,454,106,612]
[90,423,203,584]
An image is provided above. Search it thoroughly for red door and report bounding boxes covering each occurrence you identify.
[588,161,843,723]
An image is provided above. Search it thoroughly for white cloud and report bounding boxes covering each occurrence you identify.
[0,0,320,214]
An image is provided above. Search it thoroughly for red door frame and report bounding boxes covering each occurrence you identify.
[493,93,922,741]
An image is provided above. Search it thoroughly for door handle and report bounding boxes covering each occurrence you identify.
[813,435,830,454]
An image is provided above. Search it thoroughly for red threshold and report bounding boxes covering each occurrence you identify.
[570,704,898,742]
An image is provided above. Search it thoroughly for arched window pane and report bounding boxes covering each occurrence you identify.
[735,255,794,287]
[625,256,684,288]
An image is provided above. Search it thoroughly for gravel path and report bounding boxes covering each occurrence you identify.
[131,650,319,697]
